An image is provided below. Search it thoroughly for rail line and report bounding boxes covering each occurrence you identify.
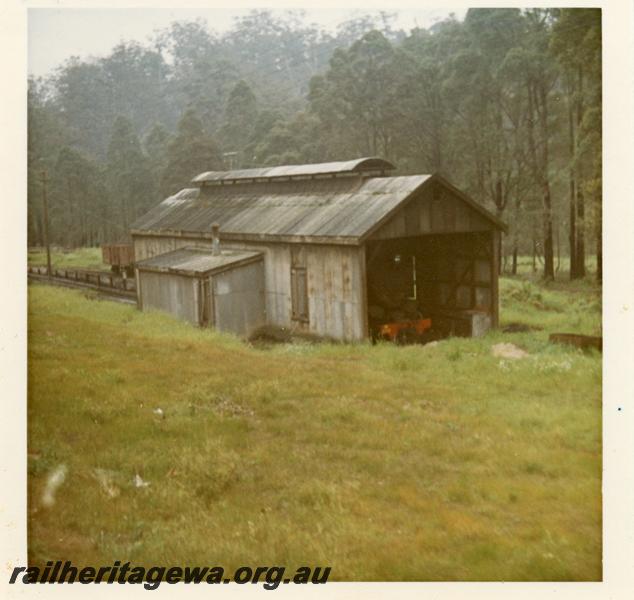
[27,266,137,303]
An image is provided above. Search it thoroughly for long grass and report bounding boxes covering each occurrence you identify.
[28,247,105,271]
[27,277,601,581]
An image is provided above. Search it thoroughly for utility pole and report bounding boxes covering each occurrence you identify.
[40,170,52,278]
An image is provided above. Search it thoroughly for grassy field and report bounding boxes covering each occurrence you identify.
[28,247,106,271]
[27,271,601,581]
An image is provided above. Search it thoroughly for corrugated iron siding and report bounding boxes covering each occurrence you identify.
[305,244,367,340]
[137,256,266,336]
[133,236,367,341]
[213,261,266,337]
[138,271,200,325]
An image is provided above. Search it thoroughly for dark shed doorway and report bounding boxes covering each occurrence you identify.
[365,231,499,340]
[362,178,504,342]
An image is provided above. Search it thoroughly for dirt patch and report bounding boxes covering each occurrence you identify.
[492,342,529,359]
[249,324,337,348]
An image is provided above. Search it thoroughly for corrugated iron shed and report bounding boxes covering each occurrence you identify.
[135,247,262,277]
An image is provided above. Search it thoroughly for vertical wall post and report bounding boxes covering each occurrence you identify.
[135,268,142,310]
[40,170,52,279]
[491,230,500,328]
[359,245,370,340]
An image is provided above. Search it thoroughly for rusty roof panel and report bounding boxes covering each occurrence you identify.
[131,175,431,243]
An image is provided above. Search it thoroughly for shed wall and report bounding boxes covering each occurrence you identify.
[304,244,366,341]
[133,235,367,341]
[213,261,266,337]
[138,270,199,325]
[369,182,494,240]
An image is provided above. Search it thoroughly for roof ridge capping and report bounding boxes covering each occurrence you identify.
[192,157,396,185]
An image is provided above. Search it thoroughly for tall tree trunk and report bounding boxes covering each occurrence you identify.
[577,188,586,277]
[526,77,553,279]
[569,178,577,277]
[596,210,602,283]
[542,181,555,280]
[37,213,43,247]
[555,222,561,273]
[532,219,537,273]
[567,89,578,279]
[495,180,504,275]
[575,67,586,278]
[67,177,74,248]
[537,81,554,281]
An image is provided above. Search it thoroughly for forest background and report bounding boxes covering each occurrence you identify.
[27,8,602,281]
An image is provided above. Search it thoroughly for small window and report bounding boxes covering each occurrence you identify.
[291,266,309,322]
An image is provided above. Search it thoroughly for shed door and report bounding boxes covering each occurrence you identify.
[291,266,309,323]
[200,278,213,327]
[211,262,266,336]
[290,246,309,323]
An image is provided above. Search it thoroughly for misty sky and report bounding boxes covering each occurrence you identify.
[28,6,467,77]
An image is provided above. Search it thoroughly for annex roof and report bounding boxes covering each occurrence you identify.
[135,247,263,277]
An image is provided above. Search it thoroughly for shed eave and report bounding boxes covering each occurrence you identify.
[136,256,263,278]
[135,248,264,277]
[130,228,363,246]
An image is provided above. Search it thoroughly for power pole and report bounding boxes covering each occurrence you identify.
[40,170,52,278]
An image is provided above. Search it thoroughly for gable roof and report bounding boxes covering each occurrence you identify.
[131,163,506,245]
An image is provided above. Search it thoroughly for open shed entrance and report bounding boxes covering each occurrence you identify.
[365,231,498,341]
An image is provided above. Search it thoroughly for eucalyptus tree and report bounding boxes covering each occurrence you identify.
[218,80,259,166]
[394,18,463,175]
[179,58,241,135]
[52,58,113,159]
[160,109,223,197]
[27,77,68,246]
[551,8,602,279]
[308,30,399,159]
[144,123,171,201]
[49,147,108,246]
[100,42,173,135]
[498,9,560,280]
[52,43,171,161]
[224,10,328,114]
[105,116,152,235]
[250,111,327,166]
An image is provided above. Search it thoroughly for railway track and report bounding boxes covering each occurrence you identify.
[27,266,137,304]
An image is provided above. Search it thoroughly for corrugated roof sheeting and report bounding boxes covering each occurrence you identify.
[136,247,262,275]
[192,157,395,183]
[131,174,431,242]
